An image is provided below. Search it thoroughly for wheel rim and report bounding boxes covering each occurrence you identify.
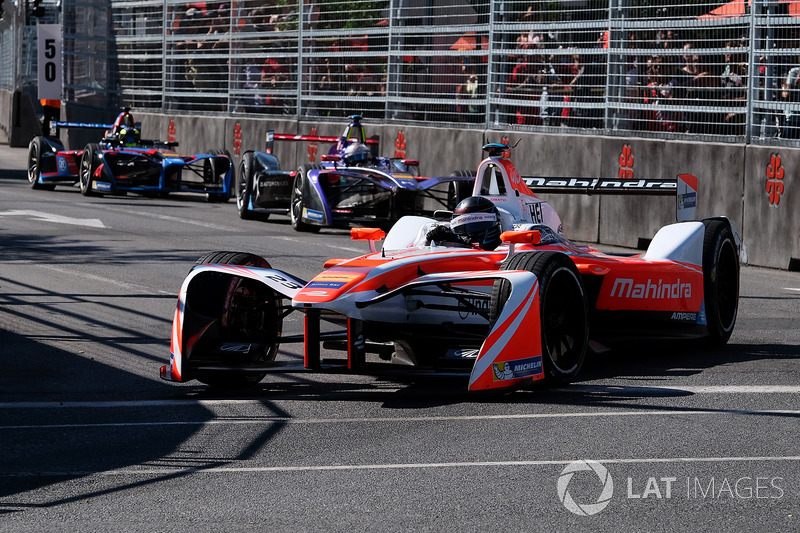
[80,152,91,192]
[541,268,585,374]
[28,144,39,184]
[715,239,739,331]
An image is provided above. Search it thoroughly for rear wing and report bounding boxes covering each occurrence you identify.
[49,121,113,138]
[523,174,697,222]
[265,131,380,154]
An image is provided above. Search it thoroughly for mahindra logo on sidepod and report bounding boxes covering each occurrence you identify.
[610,278,692,299]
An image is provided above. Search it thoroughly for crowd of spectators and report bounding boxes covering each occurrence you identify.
[157,1,800,139]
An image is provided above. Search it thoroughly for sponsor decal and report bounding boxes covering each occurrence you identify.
[610,277,692,300]
[451,212,496,229]
[302,208,324,221]
[492,355,543,381]
[528,202,544,224]
[260,179,287,187]
[314,273,361,282]
[95,181,111,192]
[524,177,676,190]
[678,191,697,209]
[57,156,68,173]
[306,281,347,289]
[670,311,697,321]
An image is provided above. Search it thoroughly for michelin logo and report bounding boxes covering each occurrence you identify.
[492,356,543,381]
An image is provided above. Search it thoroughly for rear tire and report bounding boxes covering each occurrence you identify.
[205,149,233,203]
[27,137,56,190]
[702,220,739,344]
[490,251,588,384]
[291,165,322,233]
[192,251,281,388]
[447,170,475,209]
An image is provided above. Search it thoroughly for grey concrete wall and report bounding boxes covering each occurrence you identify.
[743,146,800,269]
[119,111,798,270]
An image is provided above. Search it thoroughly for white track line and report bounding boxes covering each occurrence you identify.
[3,409,800,431]
[10,455,800,477]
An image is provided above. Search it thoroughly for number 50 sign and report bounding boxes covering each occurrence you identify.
[37,24,62,100]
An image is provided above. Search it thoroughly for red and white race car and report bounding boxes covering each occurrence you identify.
[161,143,743,391]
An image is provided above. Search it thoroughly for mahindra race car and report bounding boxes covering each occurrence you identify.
[27,108,233,201]
[236,115,474,231]
[162,143,743,391]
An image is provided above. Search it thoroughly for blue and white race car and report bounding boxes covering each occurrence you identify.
[236,115,474,231]
[27,108,233,201]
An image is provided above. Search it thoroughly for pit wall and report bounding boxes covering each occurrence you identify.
[133,111,798,270]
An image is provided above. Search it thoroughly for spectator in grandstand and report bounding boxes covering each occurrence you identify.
[559,53,585,127]
[456,63,484,123]
[681,53,713,134]
[261,57,290,114]
[781,65,800,139]
[720,41,748,136]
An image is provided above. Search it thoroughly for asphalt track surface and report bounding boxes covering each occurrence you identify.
[0,143,799,532]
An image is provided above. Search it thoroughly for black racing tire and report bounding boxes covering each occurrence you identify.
[490,251,589,384]
[27,137,56,191]
[205,149,233,203]
[192,251,281,388]
[79,143,101,197]
[236,152,269,220]
[702,220,739,345]
[447,170,475,210]
[290,164,322,233]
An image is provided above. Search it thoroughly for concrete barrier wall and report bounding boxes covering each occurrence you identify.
[131,112,797,270]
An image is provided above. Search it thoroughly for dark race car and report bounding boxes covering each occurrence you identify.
[236,115,474,231]
[27,108,233,201]
[162,143,743,391]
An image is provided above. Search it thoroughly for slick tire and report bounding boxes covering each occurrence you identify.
[79,143,101,197]
[193,251,282,389]
[448,170,475,210]
[490,251,588,384]
[27,136,56,191]
[236,152,262,220]
[205,149,233,203]
[702,219,739,345]
[290,164,322,233]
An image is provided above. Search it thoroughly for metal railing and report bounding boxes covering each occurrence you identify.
[8,0,800,144]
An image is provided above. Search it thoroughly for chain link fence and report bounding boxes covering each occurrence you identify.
[6,0,800,143]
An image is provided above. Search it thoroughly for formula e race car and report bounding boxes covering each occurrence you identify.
[162,143,743,391]
[27,108,233,201]
[236,115,474,231]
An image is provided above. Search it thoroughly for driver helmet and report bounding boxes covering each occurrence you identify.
[344,142,374,166]
[118,126,141,147]
[450,196,503,250]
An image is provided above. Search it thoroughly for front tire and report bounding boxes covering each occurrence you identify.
[27,137,56,191]
[702,220,739,344]
[290,165,321,233]
[491,251,589,384]
[192,251,282,388]
[79,143,101,196]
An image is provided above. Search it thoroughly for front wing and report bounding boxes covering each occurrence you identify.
[163,264,545,391]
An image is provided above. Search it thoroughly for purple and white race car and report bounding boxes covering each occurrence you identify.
[236,115,475,231]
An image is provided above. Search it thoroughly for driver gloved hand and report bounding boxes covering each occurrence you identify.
[425,224,458,245]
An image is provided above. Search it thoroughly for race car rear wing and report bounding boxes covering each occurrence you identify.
[265,131,380,154]
[49,120,113,138]
[523,174,697,222]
